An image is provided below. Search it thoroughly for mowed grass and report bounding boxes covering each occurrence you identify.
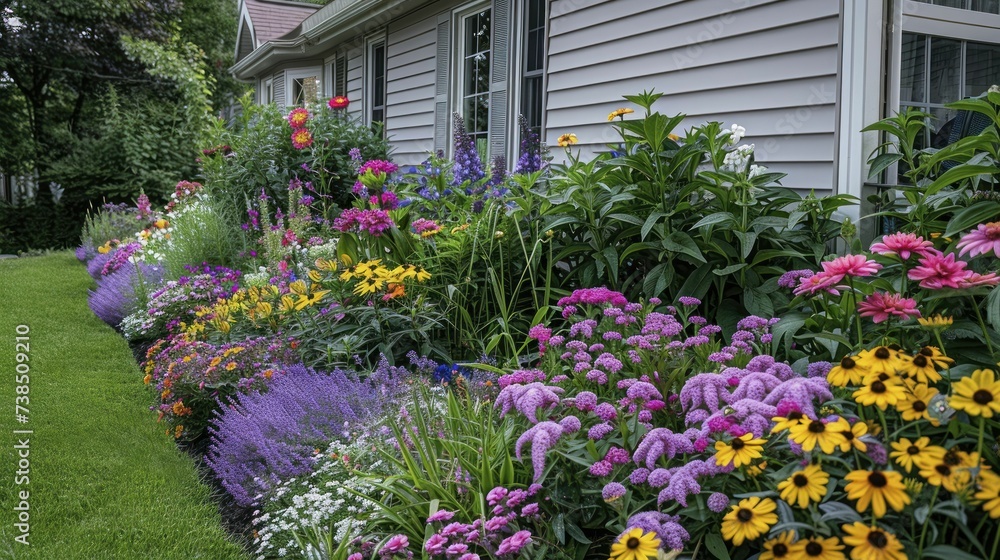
[0,252,248,560]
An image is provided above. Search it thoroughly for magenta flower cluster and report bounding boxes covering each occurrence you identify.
[333,207,394,236]
[420,485,540,559]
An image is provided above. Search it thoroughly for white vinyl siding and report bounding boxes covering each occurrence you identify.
[545,0,841,194]
[386,13,439,164]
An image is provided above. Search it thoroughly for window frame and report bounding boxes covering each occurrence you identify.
[284,67,322,107]
[450,1,493,158]
[365,34,388,127]
[512,0,548,162]
[262,77,273,105]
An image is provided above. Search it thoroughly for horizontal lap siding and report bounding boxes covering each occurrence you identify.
[545,0,842,194]
[385,14,438,165]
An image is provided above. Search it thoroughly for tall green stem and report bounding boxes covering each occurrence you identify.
[969,296,995,356]
[918,485,940,557]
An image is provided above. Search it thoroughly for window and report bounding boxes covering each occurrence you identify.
[263,78,273,104]
[368,40,387,124]
[914,0,1000,14]
[285,69,321,107]
[520,0,546,138]
[899,33,1000,149]
[457,6,491,155]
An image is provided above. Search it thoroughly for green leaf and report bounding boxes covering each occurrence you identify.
[989,287,1000,332]
[551,514,566,545]
[662,231,706,263]
[744,286,774,317]
[926,164,998,196]
[704,533,732,560]
[943,200,1000,237]
[713,263,748,276]
[867,152,903,179]
[563,520,592,545]
[921,545,986,560]
[733,230,758,260]
[691,212,736,229]
[640,211,668,240]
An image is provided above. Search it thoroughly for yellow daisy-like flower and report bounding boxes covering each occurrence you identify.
[854,346,903,375]
[915,446,973,492]
[777,463,829,508]
[896,382,938,423]
[788,417,850,454]
[353,276,386,296]
[154,218,169,229]
[836,421,868,453]
[714,433,767,468]
[916,345,952,369]
[898,350,946,384]
[889,437,931,471]
[771,409,806,433]
[917,314,953,329]
[225,361,237,371]
[608,107,635,121]
[413,265,431,282]
[843,469,911,518]
[974,469,1000,518]
[760,531,796,560]
[827,355,867,387]
[840,522,906,560]
[720,497,778,546]
[557,133,578,147]
[746,461,768,477]
[950,368,1000,418]
[609,527,660,560]
[314,258,338,272]
[853,373,906,410]
[789,535,845,560]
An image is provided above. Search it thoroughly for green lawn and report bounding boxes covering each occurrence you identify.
[0,252,248,560]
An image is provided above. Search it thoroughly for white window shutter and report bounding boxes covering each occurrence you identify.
[273,70,286,111]
[489,0,510,159]
[434,13,451,155]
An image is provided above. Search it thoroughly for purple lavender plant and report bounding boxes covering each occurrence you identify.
[207,363,409,506]
[450,113,485,185]
[514,115,542,174]
[87,263,165,327]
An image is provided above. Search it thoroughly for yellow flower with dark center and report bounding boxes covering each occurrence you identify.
[898,351,945,384]
[714,433,767,467]
[917,314,953,329]
[760,531,795,560]
[837,421,868,453]
[789,417,849,454]
[557,133,578,147]
[843,469,910,518]
[721,497,777,546]
[854,346,902,375]
[840,522,906,560]
[889,437,931,471]
[280,295,296,313]
[974,469,1000,518]
[950,368,1000,418]
[771,409,806,433]
[777,464,829,508]
[225,361,237,371]
[609,527,660,560]
[353,276,383,296]
[339,265,359,282]
[413,265,431,282]
[896,382,938,423]
[827,355,867,387]
[314,258,338,272]
[608,107,635,121]
[789,535,845,560]
[917,345,952,369]
[289,280,307,295]
[916,446,973,492]
[853,373,906,410]
[307,269,322,283]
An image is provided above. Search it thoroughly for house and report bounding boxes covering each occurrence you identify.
[231,0,1000,224]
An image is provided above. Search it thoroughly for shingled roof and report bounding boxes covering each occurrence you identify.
[243,0,320,47]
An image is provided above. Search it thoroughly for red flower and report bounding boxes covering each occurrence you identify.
[328,96,350,110]
[291,128,313,150]
[287,107,309,129]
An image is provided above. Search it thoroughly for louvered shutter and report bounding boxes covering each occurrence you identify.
[488,0,510,159]
[273,70,286,112]
[433,13,451,155]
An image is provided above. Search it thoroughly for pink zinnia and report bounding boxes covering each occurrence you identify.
[908,250,968,289]
[819,254,882,280]
[291,128,313,149]
[962,271,1000,288]
[287,107,309,129]
[793,271,841,297]
[869,232,934,260]
[857,292,920,323]
[384,534,409,553]
[957,222,1000,259]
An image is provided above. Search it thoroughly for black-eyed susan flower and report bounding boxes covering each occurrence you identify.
[917,314,953,330]
[916,446,973,492]
[760,531,795,560]
[898,351,946,384]
[557,133,578,147]
[608,107,635,121]
[855,346,902,375]
[837,421,868,453]
[843,469,911,518]
[789,535,845,560]
[413,265,431,282]
[714,433,767,467]
[889,437,931,471]
[789,417,850,454]
[974,469,1000,518]
[827,355,867,387]
[950,368,1000,418]
[771,409,806,433]
[720,497,778,546]
[896,382,938,423]
[853,373,906,410]
[840,522,906,560]
[777,463,829,508]
[353,276,385,296]
[609,527,660,560]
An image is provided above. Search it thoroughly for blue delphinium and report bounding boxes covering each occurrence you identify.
[451,112,485,185]
[514,115,542,174]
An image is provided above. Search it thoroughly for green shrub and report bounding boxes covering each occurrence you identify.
[0,196,83,253]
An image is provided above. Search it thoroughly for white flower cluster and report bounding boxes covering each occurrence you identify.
[723,143,755,172]
[727,123,746,145]
[253,439,385,560]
